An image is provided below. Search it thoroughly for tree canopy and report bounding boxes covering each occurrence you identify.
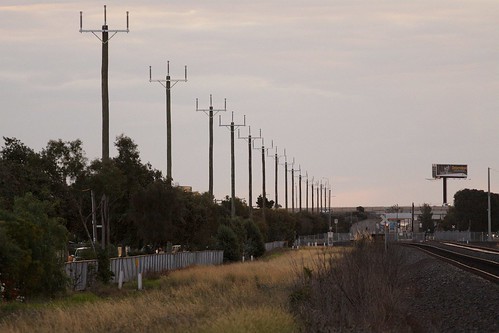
[0,135,337,300]
[444,189,499,232]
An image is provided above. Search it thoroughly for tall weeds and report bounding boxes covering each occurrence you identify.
[0,249,311,333]
[291,242,413,332]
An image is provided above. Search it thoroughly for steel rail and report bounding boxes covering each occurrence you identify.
[407,243,499,284]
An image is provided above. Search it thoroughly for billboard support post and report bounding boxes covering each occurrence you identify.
[443,177,447,206]
[488,167,492,241]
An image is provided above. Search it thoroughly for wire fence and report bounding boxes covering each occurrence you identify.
[295,231,498,247]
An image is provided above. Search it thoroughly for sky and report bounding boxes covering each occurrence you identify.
[1,0,499,208]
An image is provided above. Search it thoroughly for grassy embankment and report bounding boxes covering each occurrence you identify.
[0,248,340,333]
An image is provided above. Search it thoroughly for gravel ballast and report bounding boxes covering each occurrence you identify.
[399,245,499,333]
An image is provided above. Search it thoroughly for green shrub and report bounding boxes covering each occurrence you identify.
[216,224,241,262]
[96,248,114,284]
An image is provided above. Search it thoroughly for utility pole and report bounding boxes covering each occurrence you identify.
[289,158,296,213]
[319,180,323,212]
[80,5,129,162]
[268,146,284,209]
[238,127,261,219]
[316,180,320,213]
[280,149,289,210]
[328,187,332,230]
[220,112,246,219]
[296,165,302,212]
[488,167,492,241]
[91,190,97,245]
[80,5,129,249]
[149,61,187,182]
[322,178,329,212]
[196,95,226,197]
[254,137,273,222]
[303,172,309,212]
[311,177,315,213]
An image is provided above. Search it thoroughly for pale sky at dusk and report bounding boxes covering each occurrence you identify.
[1,1,498,208]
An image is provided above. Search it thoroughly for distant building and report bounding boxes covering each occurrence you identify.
[178,185,192,192]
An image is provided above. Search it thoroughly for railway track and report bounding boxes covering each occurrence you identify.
[407,242,499,284]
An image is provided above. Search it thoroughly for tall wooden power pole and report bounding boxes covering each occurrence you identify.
[80,5,129,162]
[268,146,284,209]
[149,62,187,182]
[197,95,226,197]
[80,5,129,248]
[238,127,261,219]
[220,112,246,219]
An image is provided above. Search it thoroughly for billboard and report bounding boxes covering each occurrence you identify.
[432,164,467,179]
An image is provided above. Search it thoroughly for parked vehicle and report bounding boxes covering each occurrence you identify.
[73,247,94,261]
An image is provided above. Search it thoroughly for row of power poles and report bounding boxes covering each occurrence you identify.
[79,6,333,249]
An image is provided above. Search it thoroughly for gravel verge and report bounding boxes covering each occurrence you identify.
[398,245,499,333]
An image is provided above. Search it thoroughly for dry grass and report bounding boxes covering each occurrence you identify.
[0,248,338,333]
[291,241,418,332]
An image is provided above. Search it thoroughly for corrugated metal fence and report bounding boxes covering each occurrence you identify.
[296,233,353,247]
[265,241,287,251]
[66,250,223,291]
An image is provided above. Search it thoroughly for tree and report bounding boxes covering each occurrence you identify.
[0,220,25,300]
[0,137,51,210]
[181,192,221,250]
[295,211,328,236]
[0,138,89,243]
[1,193,68,299]
[263,209,297,243]
[243,219,265,258]
[355,206,368,221]
[216,224,241,262]
[419,204,434,232]
[130,180,183,247]
[386,205,400,213]
[256,195,274,209]
[41,139,87,185]
[221,195,250,218]
[444,189,499,232]
[41,139,90,243]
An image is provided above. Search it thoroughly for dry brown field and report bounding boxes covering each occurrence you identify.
[0,248,340,333]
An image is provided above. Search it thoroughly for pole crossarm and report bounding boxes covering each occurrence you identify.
[238,126,262,144]
[80,5,129,44]
[149,62,188,88]
[196,95,227,116]
[219,112,246,130]
[253,137,274,157]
